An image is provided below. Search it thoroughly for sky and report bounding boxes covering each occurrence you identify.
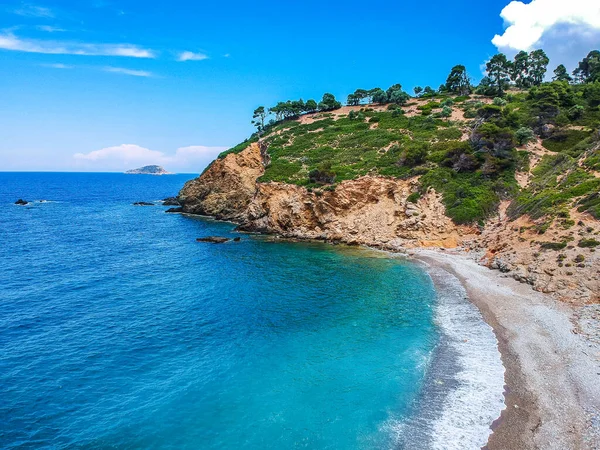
[1,0,599,173]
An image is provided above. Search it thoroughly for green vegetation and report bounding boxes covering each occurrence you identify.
[540,241,568,250]
[216,47,600,225]
[578,239,600,248]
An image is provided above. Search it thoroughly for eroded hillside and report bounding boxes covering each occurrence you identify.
[179,84,600,303]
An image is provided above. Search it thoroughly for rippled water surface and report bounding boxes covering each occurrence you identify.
[0,173,439,449]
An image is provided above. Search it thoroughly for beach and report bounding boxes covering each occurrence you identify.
[413,249,600,449]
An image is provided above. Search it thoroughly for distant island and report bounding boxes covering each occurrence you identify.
[125,165,172,175]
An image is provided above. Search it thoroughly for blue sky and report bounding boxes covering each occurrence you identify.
[1,0,599,172]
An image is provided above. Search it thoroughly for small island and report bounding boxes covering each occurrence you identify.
[125,165,172,175]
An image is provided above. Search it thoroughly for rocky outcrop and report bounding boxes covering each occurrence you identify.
[133,201,154,206]
[15,199,28,205]
[196,236,231,243]
[178,143,266,220]
[242,178,474,250]
[162,197,180,206]
[179,141,475,250]
[177,141,599,304]
[464,202,600,303]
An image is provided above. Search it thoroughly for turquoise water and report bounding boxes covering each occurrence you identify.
[0,173,440,449]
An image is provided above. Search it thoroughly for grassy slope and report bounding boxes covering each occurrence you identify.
[219,86,600,226]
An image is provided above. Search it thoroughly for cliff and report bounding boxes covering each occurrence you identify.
[178,95,600,304]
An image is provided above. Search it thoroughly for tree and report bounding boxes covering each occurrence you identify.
[528,49,549,86]
[371,88,388,104]
[305,99,318,113]
[511,51,530,88]
[515,127,535,145]
[318,93,342,111]
[355,89,370,103]
[475,77,497,96]
[584,82,600,107]
[528,81,574,122]
[251,106,267,132]
[386,84,410,105]
[347,93,360,106]
[486,53,512,96]
[573,50,600,83]
[445,65,471,95]
[414,86,423,97]
[553,64,572,83]
[423,86,436,97]
[389,89,410,105]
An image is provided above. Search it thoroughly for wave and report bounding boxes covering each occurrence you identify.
[388,264,506,449]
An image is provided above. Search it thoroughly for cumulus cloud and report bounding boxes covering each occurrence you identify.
[0,31,156,58]
[103,66,153,77]
[492,0,600,69]
[73,144,227,172]
[177,51,208,62]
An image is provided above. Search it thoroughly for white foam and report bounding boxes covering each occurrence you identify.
[428,267,506,450]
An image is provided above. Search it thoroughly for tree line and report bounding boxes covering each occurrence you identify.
[250,49,600,132]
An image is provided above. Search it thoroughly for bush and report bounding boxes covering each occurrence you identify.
[515,127,535,145]
[540,241,568,250]
[493,97,507,106]
[578,239,600,248]
[407,192,421,203]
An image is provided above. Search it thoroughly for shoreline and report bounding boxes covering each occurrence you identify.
[178,212,600,447]
[412,249,600,449]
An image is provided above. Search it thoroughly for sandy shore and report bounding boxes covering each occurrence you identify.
[412,249,600,449]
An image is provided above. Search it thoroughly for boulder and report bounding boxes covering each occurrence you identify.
[15,199,28,205]
[233,237,241,242]
[133,202,154,206]
[162,197,181,206]
[196,236,231,244]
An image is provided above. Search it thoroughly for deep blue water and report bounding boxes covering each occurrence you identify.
[0,173,439,449]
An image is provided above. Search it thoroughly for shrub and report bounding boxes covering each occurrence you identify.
[574,254,585,263]
[578,239,600,248]
[407,192,421,203]
[540,241,568,250]
[515,127,535,145]
[493,97,507,106]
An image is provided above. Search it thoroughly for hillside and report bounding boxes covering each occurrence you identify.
[178,52,600,303]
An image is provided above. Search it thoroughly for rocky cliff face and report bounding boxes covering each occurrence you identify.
[179,141,599,304]
[178,143,265,220]
[179,142,474,249]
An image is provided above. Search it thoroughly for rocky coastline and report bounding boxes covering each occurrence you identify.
[177,142,600,304]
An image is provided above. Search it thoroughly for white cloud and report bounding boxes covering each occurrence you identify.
[492,0,600,69]
[36,25,66,32]
[73,144,227,172]
[103,66,153,77]
[177,51,208,62]
[40,62,72,69]
[0,31,156,58]
[11,3,54,18]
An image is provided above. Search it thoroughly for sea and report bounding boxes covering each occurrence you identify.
[0,172,505,449]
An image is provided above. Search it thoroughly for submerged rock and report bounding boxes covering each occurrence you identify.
[15,199,28,205]
[133,202,154,206]
[196,236,231,244]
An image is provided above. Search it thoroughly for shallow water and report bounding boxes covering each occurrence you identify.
[0,173,445,449]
